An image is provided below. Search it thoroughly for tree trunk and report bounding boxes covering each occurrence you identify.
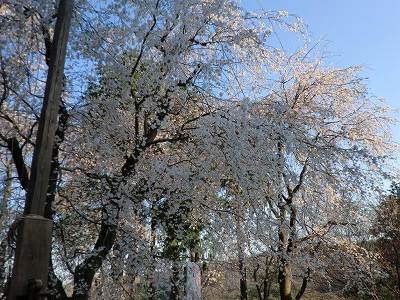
[72,200,120,300]
[71,141,145,299]
[235,211,247,300]
[253,263,262,300]
[0,158,12,227]
[238,253,248,300]
[0,159,12,296]
[278,207,292,300]
[253,256,273,300]
[278,259,292,300]
[256,285,262,300]
[263,277,271,300]
[263,256,272,300]
[48,258,69,300]
[148,202,157,300]
[169,262,180,300]
[295,268,310,300]
[390,240,400,294]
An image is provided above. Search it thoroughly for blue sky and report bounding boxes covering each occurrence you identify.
[244,0,400,148]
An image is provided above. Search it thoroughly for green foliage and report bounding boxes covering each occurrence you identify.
[369,182,400,299]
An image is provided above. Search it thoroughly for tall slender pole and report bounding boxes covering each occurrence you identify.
[8,1,73,299]
[25,0,74,216]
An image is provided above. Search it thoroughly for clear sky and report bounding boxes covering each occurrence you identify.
[244,0,400,149]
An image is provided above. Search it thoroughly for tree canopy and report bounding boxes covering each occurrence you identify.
[0,1,398,300]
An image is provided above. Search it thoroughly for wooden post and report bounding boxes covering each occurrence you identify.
[25,0,73,216]
[7,216,53,299]
[8,0,74,299]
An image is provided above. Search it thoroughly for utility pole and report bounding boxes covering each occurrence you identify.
[8,0,73,299]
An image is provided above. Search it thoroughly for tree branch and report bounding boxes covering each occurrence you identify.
[0,135,30,191]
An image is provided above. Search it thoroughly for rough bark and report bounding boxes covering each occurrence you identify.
[0,160,12,297]
[0,159,12,229]
[169,262,180,300]
[278,204,300,300]
[263,275,272,300]
[238,253,248,300]
[253,256,273,300]
[235,209,247,300]
[278,206,292,300]
[278,262,292,300]
[147,201,157,300]
[70,137,138,300]
[295,268,311,300]
[276,149,307,300]
[48,258,69,300]
[72,199,120,300]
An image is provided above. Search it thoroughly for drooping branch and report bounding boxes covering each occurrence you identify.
[0,135,29,191]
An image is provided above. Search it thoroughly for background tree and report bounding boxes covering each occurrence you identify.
[370,183,400,299]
